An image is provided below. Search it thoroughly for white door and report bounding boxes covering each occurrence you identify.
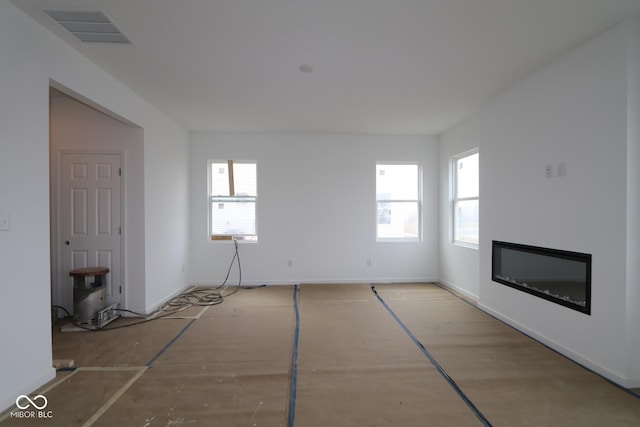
[60,153,123,312]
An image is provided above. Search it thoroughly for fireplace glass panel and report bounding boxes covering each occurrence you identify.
[492,241,591,314]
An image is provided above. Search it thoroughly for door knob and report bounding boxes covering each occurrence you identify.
[64,241,70,245]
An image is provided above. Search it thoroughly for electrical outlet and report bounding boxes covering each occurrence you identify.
[287,260,293,268]
[545,165,553,179]
[0,212,8,231]
[557,162,566,177]
[366,258,372,267]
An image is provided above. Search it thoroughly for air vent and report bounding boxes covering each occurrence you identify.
[44,10,131,44]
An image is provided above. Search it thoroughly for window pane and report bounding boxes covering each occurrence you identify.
[456,153,479,199]
[376,164,418,200]
[454,199,479,244]
[210,162,230,196]
[211,200,256,236]
[377,201,419,239]
[209,160,257,240]
[233,163,257,196]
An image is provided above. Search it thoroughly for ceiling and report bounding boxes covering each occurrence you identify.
[11,0,640,135]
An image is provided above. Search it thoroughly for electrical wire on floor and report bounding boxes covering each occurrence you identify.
[52,305,72,319]
[162,239,243,310]
[59,239,264,331]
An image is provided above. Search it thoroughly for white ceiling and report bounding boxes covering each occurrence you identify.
[11,0,640,135]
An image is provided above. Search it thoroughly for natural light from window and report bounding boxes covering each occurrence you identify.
[209,160,257,241]
[452,151,479,246]
[376,163,421,241]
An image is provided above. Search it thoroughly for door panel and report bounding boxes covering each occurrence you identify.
[61,153,122,313]
[97,188,113,235]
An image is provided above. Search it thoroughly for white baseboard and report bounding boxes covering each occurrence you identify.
[623,377,640,389]
[189,280,295,287]
[478,303,630,388]
[436,280,479,302]
[144,283,195,314]
[190,277,438,287]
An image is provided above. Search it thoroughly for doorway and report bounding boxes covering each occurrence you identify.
[49,87,144,318]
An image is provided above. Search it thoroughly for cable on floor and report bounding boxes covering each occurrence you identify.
[52,305,72,319]
[69,239,256,331]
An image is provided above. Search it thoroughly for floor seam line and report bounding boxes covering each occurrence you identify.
[371,285,492,427]
[194,305,210,319]
[76,366,146,371]
[82,366,148,427]
[0,369,82,423]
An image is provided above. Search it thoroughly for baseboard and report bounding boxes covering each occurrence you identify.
[190,278,438,287]
[623,377,640,389]
[189,280,295,287]
[370,277,440,284]
[0,367,56,414]
[478,303,629,388]
[436,280,479,303]
[300,277,438,285]
[144,283,195,314]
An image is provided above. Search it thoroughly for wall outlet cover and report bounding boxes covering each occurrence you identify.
[0,212,9,231]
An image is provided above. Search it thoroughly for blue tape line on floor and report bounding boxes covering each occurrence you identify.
[288,284,301,427]
[146,318,197,367]
[371,285,492,427]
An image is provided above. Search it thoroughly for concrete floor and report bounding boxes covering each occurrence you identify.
[1,283,639,426]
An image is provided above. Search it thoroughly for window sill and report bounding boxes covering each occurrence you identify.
[210,236,258,243]
[452,241,478,250]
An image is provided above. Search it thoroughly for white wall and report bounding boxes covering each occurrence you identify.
[189,133,438,286]
[625,17,640,385]
[0,0,189,412]
[141,117,190,313]
[0,1,55,412]
[440,19,638,386]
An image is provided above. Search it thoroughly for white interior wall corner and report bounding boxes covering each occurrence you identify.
[624,15,640,387]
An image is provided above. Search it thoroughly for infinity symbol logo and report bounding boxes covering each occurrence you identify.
[16,395,48,410]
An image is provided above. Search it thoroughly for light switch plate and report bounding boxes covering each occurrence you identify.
[0,212,9,231]
[545,165,553,179]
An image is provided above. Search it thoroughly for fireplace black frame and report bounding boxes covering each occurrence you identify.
[492,241,592,315]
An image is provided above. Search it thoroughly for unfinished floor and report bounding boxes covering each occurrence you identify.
[2,283,639,426]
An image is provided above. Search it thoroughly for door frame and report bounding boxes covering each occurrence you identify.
[51,148,126,315]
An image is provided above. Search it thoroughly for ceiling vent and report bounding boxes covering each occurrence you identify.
[44,10,131,44]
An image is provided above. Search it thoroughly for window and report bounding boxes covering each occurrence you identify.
[376,162,421,241]
[209,160,257,241]
[452,150,479,247]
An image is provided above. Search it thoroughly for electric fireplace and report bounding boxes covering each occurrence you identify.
[492,241,591,315]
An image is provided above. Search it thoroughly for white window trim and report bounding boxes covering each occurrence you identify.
[208,159,258,243]
[376,161,422,242]
[451,148,479,249]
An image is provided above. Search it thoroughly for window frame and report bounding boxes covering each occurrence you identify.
[208,159,257,242]
[451,149,479,248]
[375,161,422,242]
